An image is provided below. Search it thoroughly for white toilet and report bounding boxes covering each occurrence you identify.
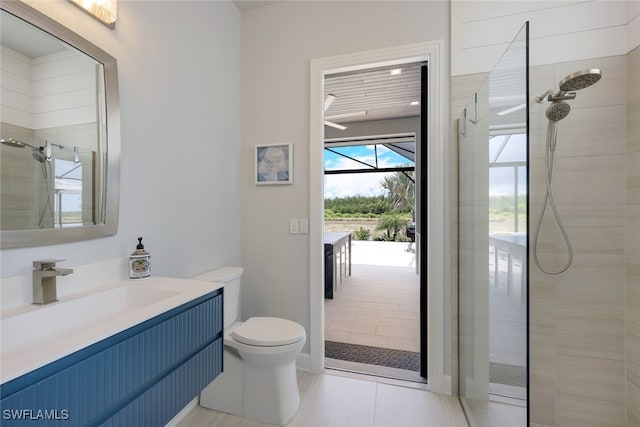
[193,267,306,426]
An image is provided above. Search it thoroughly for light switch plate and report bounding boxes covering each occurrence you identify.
[299,218,308,234]
[289,219,299,234]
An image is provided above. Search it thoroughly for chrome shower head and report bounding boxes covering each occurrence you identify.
[537,69,603,104]
[558,69,602,92]
[545,101,571,122]
[2,138,23,148]
[3,138,24,148]
[2,138,47,164]
[1,138,38,150]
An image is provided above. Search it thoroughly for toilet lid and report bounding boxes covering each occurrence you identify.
[231,317,306,346]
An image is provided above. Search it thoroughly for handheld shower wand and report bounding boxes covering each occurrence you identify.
[532,69,602,274]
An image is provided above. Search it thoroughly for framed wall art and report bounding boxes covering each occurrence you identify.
[255,143,293,185]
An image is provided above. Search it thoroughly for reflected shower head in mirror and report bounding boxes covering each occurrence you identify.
[1,138,38,150]
[545,101,570,122]
[2,138,46,162]
[558,68,602,92]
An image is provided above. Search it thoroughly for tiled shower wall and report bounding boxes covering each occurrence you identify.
[0,122,97,230]
[451,50,639,426]
[528,53,634,426]
[627,45,640,427]
[529,54,627,426]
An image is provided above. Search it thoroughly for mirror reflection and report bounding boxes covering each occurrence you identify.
[1,1,119,249]
[1,6,111,237]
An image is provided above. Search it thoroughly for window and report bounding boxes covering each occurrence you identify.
[54,159,83,227]
[489,133,526,233]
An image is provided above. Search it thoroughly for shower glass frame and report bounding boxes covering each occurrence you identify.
[457,22,530,426]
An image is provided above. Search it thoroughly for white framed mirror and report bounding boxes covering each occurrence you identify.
[1,1,120,248]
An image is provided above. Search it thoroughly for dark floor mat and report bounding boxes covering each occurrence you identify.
[325,340,420,372]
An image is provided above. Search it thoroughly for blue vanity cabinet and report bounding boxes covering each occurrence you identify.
[0,289,223,426]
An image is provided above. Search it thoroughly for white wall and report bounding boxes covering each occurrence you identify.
[1,1,242,283]
[452,0,640,76]
[240,1,449,354]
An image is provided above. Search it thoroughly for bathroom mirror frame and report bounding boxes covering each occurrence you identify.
[1,1,120,248]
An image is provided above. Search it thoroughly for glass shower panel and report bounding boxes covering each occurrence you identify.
[459,80,491,408]
[458,22,529,426]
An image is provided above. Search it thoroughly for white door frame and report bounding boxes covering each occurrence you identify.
[309,40,448,393]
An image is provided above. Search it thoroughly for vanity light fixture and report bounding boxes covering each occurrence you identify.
[68,0,117,28]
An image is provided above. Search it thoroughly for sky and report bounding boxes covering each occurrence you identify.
[323,145,412,199]
[487,133,527,196]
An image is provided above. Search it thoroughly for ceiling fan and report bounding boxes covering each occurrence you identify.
[324,94,346,130]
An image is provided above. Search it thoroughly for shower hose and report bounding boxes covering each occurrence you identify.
[532,120,574,274]
[37,161,53,229]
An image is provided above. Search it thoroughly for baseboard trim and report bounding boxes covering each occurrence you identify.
[444,374,452,395]
[296,352,311,372]
[165,396,198,427]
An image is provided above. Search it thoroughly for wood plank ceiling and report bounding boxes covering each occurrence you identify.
[324,62,423,125]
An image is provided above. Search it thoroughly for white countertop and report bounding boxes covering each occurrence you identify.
[0,277,223,385]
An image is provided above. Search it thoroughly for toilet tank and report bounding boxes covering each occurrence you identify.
[191,267,244,328]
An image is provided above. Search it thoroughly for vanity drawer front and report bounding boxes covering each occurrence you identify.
[0,291,223,426]
[102,338,222,427]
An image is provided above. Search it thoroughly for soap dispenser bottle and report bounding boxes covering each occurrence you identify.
[129,237,151,280]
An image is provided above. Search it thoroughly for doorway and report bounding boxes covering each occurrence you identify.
[308,40,447,393]
[320,62,425,382]
[323,137,421,381]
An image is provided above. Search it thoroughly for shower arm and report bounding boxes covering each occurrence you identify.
[535,89,576,103]
[547,92,576,102]
[535,90,554,103]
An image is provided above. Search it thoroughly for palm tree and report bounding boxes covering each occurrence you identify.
[380,169,415,218]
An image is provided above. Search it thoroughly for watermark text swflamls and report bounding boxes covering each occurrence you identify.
[3,409,70,421]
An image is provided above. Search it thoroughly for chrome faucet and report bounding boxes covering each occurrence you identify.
[32,259,74,305]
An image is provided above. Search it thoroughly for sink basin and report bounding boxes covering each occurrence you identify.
[0,277,223,384]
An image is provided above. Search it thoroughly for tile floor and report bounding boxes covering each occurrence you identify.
[324,241,420,352]
[176,370,468,427]
[460,395,526,427]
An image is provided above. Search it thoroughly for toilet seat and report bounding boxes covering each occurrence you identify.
[231,317,305,347]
